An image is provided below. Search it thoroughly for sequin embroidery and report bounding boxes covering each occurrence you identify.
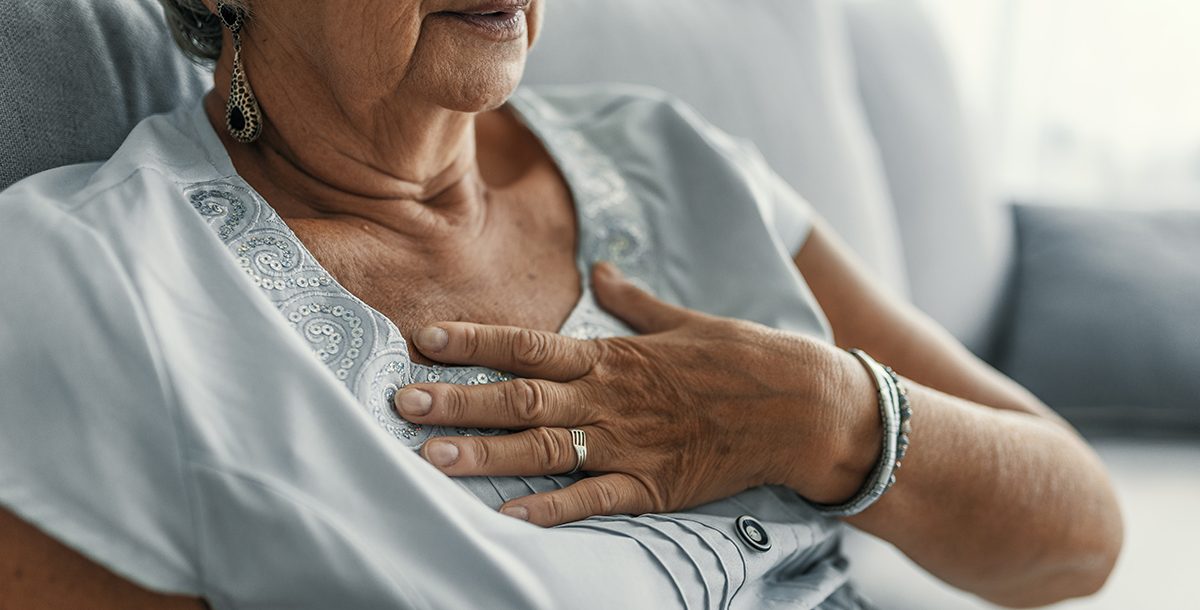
[183,97,654,450]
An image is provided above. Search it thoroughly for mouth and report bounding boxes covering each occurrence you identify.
[432,1,529,41]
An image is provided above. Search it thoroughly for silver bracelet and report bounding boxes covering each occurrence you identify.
[811,349,906,517]
[881,363,913,490]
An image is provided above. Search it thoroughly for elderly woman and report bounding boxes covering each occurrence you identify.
[0,1,1121,608]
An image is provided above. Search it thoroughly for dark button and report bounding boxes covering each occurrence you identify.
[735,515,771,552]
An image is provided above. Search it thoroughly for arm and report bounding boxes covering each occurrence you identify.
[795,219,1123,607]
[0,508,206,610]
[397,252,1121,608]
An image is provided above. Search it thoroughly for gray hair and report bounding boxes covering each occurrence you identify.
[158,0,248,62]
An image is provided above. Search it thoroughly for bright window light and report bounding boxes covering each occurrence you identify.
[922,0,1200,209]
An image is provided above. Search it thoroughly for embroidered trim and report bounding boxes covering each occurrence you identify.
[184,99,654,449]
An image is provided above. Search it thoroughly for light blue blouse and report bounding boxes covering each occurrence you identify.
[0,85,870,609]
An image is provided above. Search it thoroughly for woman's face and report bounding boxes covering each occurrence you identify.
[236,0,544,114]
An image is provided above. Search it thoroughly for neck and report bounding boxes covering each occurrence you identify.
[203,58,490,237]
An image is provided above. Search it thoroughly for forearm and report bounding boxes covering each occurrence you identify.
[0,508,207,610]
[830,370,1123,607]
[794,222,1122,604]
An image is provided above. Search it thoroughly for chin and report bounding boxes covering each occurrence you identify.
[415,56,528,113]
[404,12,534,113]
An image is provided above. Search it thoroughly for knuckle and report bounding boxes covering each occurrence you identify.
[440,386,467,422]
[529,427,568,470]
[583,340,617,379]
[590,480,623,515]
[542,493,567,523]
[459,325,482,359]
[583,339,611,373]
[590,338,642,378]
[724,317,764,340]
[467,438,490,468]
[509,379,544,424]
[513,329,554,368]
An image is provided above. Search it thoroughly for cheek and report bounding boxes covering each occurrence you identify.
[358,4,426,79]
[294,2,425,94]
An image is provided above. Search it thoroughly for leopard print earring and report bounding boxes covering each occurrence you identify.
[217,2,263,143]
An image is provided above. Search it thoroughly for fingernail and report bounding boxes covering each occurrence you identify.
[501,505,529,521]
[395,388,432,417]
[416,326,448,352]
[426,442,459,467]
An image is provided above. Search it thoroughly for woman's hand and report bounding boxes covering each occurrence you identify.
[394,263,879,526]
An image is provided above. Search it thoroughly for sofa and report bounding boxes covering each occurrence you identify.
[2,0,1195,607]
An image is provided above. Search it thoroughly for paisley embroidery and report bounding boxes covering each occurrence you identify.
[183,93,654,450]
[528,125,659,294]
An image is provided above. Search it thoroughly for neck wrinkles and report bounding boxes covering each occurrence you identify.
[203,62,490,236]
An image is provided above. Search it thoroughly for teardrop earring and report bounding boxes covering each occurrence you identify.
[217,2,263,143]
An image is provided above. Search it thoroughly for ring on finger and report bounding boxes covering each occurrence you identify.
[566,428,587,475]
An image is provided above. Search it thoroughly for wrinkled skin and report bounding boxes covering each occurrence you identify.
[397,262,876,525]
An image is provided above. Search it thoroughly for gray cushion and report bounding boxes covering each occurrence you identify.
[0,0,209,191]
[523,0,909,295]
[844,0,1011,357]
[998,204,1200,437]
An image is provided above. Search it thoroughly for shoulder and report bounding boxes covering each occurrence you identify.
[512,85,824,332]
[514,83,812,244]
[0,161,177,388]
[516,84,780,208]
[0,102,218,279]
[0,103,216,407]
[515,84,777,192]
[0,99,216,207]
[0,111,207,595]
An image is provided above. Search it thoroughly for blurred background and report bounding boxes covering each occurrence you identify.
[853,1,1200,607]
[925,0,1200,210]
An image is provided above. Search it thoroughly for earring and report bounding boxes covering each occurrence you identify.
[217,2,263,143]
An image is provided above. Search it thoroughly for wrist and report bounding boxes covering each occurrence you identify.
[795,348,884,504]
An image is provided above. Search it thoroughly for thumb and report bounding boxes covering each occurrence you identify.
[591,262,691,334]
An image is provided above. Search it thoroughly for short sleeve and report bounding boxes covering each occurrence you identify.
[658,92,818,257]
[728,136,818,257]
[0,195,201,594]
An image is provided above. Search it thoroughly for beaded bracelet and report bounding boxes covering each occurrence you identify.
[881,363,913,490]
[811,349,912,517]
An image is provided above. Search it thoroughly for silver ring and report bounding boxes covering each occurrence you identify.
[566,428,588,475]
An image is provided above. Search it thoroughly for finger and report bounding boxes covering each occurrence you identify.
[413,323,597,381]
[498,473,654,527]
[591,262,692,334]
[420,426,608,477]
[395,379,592,429]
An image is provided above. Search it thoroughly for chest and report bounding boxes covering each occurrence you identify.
[287,188,580,364]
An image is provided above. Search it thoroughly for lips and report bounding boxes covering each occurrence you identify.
[431,1,529,41]
[437,0,530,16]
